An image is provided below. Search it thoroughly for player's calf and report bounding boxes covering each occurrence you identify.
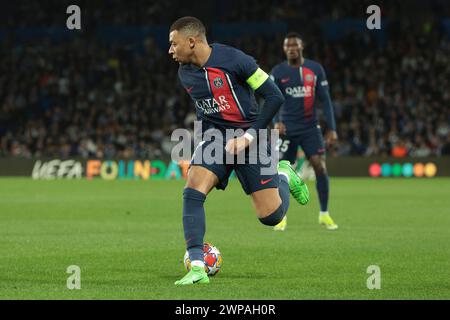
[258,204,285,226]
[251,188,285,226]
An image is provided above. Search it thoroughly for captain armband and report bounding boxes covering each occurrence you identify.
[246,68,269,90]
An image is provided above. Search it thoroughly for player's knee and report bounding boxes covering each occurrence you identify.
[252,190,282,218]
[258,205,285,226]
[314,165,327,176]
[185,168,217,194]
[184,177,206,193]
[310,157,327,176]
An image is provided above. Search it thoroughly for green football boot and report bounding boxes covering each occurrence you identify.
[278,160,310,205]
[174,266,210,286]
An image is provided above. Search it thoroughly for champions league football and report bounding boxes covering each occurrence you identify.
[184,242,223,276]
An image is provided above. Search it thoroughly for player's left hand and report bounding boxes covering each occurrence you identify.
[225,136,251,155]
[325,130,338,148]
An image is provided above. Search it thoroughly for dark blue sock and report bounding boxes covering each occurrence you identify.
[183,188,206,262]
[278,174,290,214]
[259,205,284,226]
[316,174,329,212]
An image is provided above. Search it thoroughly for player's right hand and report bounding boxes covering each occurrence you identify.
[325,130,338,148]
[225,136,250,155]
[274,122,286,135]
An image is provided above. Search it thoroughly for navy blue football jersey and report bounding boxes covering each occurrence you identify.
[271,59,336,136]
[178,43,267,132]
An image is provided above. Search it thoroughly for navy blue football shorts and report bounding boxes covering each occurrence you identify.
[190,132,279,195]
[278,125,326,163]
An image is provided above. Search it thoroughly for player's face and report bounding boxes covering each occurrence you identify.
[283,37,303,60]
[168,30,193,64]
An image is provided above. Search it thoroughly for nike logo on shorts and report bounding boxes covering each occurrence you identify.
[261,178,273,185]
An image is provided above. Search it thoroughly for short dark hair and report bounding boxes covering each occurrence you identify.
[285,32,302,41]
[169,16,206,37]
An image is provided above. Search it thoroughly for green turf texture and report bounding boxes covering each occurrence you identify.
[0,177,449,299]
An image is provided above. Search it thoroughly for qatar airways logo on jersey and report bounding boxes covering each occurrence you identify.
[285,86,313,98]
[195,95,231,115]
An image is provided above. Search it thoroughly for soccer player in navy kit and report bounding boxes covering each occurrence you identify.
[271,32,338,231]
[168,17,309,285]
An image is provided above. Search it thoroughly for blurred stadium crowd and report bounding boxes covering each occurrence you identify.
[0,0,449,159]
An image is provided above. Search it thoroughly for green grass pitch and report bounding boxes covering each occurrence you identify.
[0,177,449,299]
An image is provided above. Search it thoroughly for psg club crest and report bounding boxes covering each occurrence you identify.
[213,77,224,88]
[305,74,313,82]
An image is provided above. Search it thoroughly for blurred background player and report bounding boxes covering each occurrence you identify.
[271,32,338,231]
[168,17,309,285]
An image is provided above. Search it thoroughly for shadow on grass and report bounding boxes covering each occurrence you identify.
[160,273,268,281]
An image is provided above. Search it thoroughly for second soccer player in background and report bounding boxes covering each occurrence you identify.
[271,32,339,231]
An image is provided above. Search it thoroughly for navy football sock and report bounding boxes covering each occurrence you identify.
[316,174,329,212]
[259,205,285,226]
[278,174,290,214]
[183,188,206,262]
